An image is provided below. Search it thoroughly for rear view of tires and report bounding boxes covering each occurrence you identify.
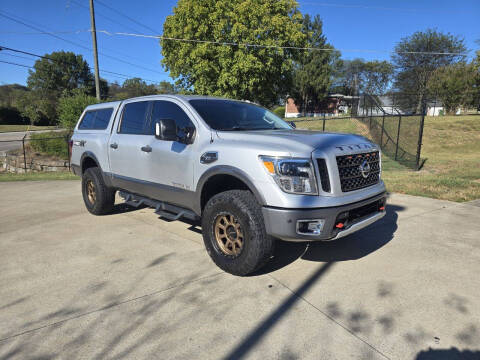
[201,190,274,276]
[82,167,115,215]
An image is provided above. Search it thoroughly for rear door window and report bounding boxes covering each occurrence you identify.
[119,101,151,135]
[78,108,114,130]
[94,108,114,129]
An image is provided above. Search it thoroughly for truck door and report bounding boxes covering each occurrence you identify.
[142,99,197,206]
[108,100,152,185]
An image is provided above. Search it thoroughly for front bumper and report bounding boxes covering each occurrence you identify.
[262,192,386,241]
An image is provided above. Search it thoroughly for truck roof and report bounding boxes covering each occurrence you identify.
[91,94,254,104]
[83,95,257,112]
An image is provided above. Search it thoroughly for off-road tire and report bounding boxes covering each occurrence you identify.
[201,190,274,276]
[82,167,115,215]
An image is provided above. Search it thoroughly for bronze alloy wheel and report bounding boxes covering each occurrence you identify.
[86,180,96,205]
[214,213,244,256]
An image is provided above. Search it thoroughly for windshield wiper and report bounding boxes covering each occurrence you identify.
[216,126,285,131]
[217,126,257,131]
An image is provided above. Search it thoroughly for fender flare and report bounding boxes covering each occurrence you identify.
[80,151,101,173]
[79,151,114,187]
[195,165,266,214]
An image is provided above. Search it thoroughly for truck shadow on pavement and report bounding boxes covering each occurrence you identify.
[414,347,480,360]
[254,204,403,275]
[108,200,403,275]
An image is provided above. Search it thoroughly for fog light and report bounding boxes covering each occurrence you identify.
[296,219,325,235]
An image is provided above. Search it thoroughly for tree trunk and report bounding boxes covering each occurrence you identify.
[416,91,424,114]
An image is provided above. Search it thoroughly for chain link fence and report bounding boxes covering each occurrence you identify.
[0,131,71,174]
[292,114,424,169]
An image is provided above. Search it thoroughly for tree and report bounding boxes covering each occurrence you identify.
[392,29,466,113]
[361,60,394,94]
[331,58,393,95]
[0,84,28,108]
[157,80,177,94]
[292,14,334,112]
[27,51,96,96]
[18,51,107,125]
[15,91,57,126]
[161,0,306,106]
[0,84,29,125]
[57,91,99,129]
[428,62,476,114]
[115,78,158,99]
[472,42,480,110]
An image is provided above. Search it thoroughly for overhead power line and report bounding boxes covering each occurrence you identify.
[95,0,160,35]
[70,0,143,34]
[0,45,165,85]
[0,11,168,75]
[2,23,468,56]
[0,60,32,69]
[0,52,37,61]
[0,29,90,35]
[97,30,470,56]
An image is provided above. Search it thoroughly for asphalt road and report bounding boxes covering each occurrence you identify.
[0,130,63,153]
[0,181,479,359]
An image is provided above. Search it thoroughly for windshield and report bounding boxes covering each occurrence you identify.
[189,99,292,131]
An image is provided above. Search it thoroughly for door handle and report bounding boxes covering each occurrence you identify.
[110,143,118,149]
[141,145,152,153]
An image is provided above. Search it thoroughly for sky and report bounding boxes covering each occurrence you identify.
[0,0,479,87]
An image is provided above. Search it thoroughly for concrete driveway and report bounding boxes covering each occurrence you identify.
[0,181,479,360]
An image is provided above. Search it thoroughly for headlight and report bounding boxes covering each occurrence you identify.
[259,156,318,195]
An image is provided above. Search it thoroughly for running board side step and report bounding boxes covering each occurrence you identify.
[118,191,199,222]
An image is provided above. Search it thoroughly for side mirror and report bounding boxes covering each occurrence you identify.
[155,119,177,141]
[289,121,296,129]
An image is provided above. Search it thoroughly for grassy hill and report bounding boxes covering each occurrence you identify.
[295,115,480,202]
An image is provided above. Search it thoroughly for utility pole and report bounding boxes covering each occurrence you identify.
[89,0,100,100]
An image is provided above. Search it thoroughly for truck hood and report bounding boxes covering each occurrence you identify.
[215,129,372,156]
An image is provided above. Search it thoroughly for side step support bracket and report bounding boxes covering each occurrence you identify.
[118,191,199,222]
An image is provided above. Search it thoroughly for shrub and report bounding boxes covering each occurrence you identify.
[273,106,285,118]
[58,92,98,129]
[29,131,70,159]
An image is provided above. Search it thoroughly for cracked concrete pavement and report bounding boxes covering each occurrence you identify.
[0,180,479,359]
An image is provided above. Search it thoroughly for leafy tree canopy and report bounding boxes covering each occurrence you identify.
[157,80,177,94]
[428,62,478,113]
[58,90,99,129]
[392,29,466,112]
[110,78,158,99]
[331,58,393,95]
[15,91,57,126]
[161,0,306,106]
[27,51,96,96]
[0,84,28,108]
[291,14,335,112]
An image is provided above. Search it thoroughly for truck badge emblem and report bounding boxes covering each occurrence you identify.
[359,160,371,178]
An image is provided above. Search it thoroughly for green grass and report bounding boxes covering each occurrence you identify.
[0,125,57,133]
[0,172,78,182]
[296,117,366,134]
[295,115,480,202]
[29,131,70,159]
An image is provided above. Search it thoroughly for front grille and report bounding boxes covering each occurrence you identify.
[336,151,380,192]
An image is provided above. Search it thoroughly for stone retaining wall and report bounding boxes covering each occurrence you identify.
[0,152,70,173]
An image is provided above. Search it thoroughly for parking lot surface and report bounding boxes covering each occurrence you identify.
[0,180,479,359]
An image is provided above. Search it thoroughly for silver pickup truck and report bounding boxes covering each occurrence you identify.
[71,95,386,275]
